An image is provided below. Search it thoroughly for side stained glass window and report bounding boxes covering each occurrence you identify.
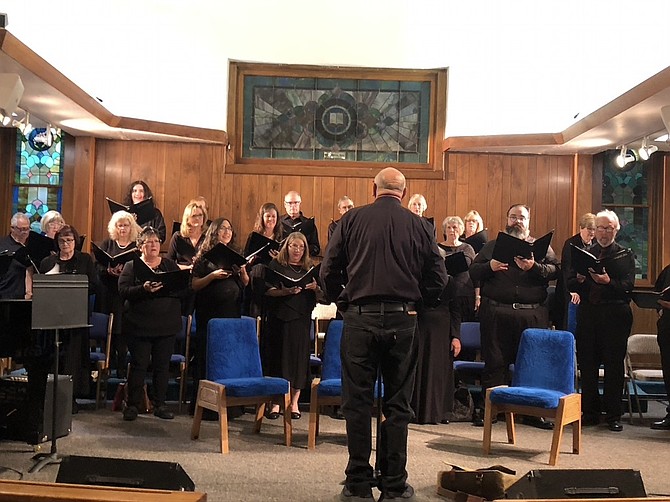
[601,149,649,281]
[12,128,63,231]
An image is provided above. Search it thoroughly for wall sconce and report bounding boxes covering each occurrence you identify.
[615,145,636,168]
[638,136,658,160]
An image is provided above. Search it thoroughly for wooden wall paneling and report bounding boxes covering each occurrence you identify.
[467,154,489,225]
[63,136,96,251]
[509,156,529,214]
[450,153,468,219]
[320,176,336,234]
[179,143,203,207]
[530,156,549,235]
[0,129,16,235]
[240,173,261,237]
[161,143,183,228]
[489,154,508,233]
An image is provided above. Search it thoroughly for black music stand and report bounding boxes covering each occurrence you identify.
[29,274,89,473]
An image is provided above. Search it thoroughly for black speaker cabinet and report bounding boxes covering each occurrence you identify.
[505,469,646,499]
[56,455,196,491]
[0,374,72,443]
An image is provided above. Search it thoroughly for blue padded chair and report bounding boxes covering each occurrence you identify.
[169,315,192,413]
[483,328,581,466]
[89,312,113,409]
[190,317,292,454]
[453,322,485,382]
[566,301,578,335]
[308,319,343,449]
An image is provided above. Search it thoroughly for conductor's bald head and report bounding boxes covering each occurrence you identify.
[374,167,406,199]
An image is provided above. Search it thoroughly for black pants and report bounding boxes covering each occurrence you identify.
[576,302,632,422]
[479,300,549,389]
[340,309,417,495]
[127,334,175,409]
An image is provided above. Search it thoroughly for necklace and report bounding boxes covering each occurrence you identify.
[288,263,302,273]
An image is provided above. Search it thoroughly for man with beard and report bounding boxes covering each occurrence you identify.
[469,204,559,428]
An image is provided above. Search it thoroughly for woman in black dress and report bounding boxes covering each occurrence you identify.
[118,227,187,421]
[167,202,208,269]
[39,225,98,410]
[122,180,167,243]
[190,218,249,412]
[95,211,142,378]
[439,216,477,321]
[263,232,322,419]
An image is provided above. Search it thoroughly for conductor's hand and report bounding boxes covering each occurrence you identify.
[514,254,535,271]
[588,267,610,285]
[490,259,508,272]
[144,281,163,293]
[451,338,461,358]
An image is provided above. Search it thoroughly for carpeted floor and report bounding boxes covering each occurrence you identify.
[1,401,670,501]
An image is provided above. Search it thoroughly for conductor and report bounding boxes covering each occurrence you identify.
[321,167,448,501]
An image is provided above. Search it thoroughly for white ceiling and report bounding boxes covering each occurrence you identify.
[0,0,669,154]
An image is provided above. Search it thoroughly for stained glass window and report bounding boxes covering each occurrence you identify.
[12,128,63,231]
[243,76,431,163]
[601,149,649,280]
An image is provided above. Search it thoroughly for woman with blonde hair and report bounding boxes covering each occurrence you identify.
[40,210,65,238]
[167,202,208,269]
[262,232,323,419]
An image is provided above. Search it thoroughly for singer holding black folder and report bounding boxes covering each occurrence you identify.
[95,211,142,379]
[567,209,634,432]
[122,180,166,242]
[118,227,188,421]
[651,264,670,430]
[439,216,477,321]
[262,232,322,420]
[469,204,559,429]
[189,218,249,415]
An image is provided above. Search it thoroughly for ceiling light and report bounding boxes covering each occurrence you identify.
[654,133,668,142]
[638,136,658,160]
[615,145,635,168]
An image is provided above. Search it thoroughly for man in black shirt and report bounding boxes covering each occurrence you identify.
[469,204,559,427]
[327,195,355,241]
[281,190,320,257]
[566,209,634,432]
[0,213,32,299]
[321,167,447,502]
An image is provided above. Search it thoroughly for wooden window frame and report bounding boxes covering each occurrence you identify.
[225,61,447,179]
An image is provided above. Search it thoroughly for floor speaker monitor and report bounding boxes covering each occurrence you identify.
[56,455,196,492]
[505,469,646,499]
[0,73,23,115]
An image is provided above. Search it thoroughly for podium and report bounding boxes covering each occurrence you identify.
[29,275,89,473]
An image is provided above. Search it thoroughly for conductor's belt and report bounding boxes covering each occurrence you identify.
[487,299,541,310]
[355,302,415,314]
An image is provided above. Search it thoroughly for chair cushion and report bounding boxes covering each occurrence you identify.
[171,355,185,364]
[632,369,664,380]
[310,355,322,367]
[454,361,485,373]
[214,377,288,397]
[318,378,342,397]
[490,386,565,409]
[89,352,106,363]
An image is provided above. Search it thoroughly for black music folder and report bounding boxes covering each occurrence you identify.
[492,230,553,264]
[246,232,282,263]
[444,251,469,275]
[132,257,190,294]
[90,242,138,268]
[631,287,670,309]
[265,264,320,289]
[106,197,155,225]
[171,221,181,237]
[570,244,631,276]
[24,231,56,266]
[281,217,315,236]
[203,243,248,270]
[462,229,488,254]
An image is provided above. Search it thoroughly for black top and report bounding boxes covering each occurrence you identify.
[320,195,448,306]
[561,233,594,285]
[655,265,670,331]
[118,257,185,337]
[438,242,476,297]
[281,213,320,257]
[39,250,99,296]
[0,235,28,299]
[265,260,317,322]
[167,232,206,267]
[469,234,559,304]
[327,219,339,242]
[144,208,167,244]
[566,241,634,304]
[95,239,136,316]
[192,256,244,319]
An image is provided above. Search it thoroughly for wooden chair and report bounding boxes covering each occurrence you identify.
[190,317,292,454]
[483,328,581,466]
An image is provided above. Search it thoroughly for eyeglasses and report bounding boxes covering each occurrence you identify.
[143,239,161,245]
[596,226,616,234]
[507,214,527,222]
[58,237,75,244]
[288,244,305,250]
[219,226,233,233]
[191,213,204,218]
[12,226,31,233]
[116,223,130,228]
[284,201,301,205]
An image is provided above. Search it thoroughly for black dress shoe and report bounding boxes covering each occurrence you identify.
[472,410,496,427]
[264,408,280,420]
[651,415,670,430]
[607,420,623,432]
[379,484,415,500]
[153,406,174,420]
[340,486,374,500]
[522,416,554,430]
